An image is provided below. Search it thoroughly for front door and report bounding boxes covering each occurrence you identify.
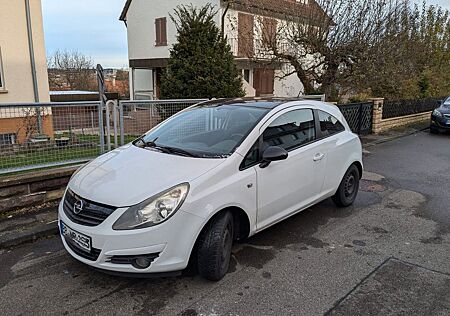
[253,69,275,97]
[255,108,326,230]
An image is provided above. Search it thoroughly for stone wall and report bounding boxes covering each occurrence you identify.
[0,165,78,215]
[371,98,431,134]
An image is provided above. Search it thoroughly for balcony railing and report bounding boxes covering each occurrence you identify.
[227,37,302,60]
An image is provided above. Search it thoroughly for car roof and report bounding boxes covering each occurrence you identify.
[194,97,304,110]
[193,98,343,117]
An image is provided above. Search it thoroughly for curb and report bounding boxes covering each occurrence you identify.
[362,127,429,148]
[0,221,59,249]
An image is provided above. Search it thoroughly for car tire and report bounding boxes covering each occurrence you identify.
[332,165,360,207]
[197,211,234,281]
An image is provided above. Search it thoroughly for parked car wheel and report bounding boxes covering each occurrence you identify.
[430,125,439,134]
[332,165,360,207]
[197,211,234,281]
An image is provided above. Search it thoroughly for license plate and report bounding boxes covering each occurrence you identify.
[60,221,91,252]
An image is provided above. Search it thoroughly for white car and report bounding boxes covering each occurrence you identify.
[59,98,362,281]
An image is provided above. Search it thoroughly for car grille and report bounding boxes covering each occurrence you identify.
[65,237,102,261]
[63,189,117,227]
[444,114,450,119]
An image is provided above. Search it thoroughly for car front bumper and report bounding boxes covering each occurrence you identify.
[431,115,450,129]
[58,200,205,274]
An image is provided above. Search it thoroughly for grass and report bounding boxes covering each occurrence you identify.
[0,147,100,171]
[0,133,140,174]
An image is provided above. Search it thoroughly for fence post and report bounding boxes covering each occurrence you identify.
[357,103,363,134]
[112,100,118,149]
[370,98,384,134]
[98,102,105,154]
[119,101,125,146]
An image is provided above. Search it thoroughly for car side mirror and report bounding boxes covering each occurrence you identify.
[259,146,288,169]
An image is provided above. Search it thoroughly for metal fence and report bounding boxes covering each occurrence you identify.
[0,102,103,174]
[0,99,206,174]
[1,96,354,174]
[117,99,207,147]
[338,102,374,135]
[382,97,443,119]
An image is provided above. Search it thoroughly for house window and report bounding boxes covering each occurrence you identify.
[243,69,250,83]
[155,17,167,46]
[0,134,16,146]
[0,47,5,90]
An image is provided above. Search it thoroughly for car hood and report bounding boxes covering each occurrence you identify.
[438,106,450,114]
[69,144,226,207]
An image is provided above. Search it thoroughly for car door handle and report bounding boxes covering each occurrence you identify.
[313,153,325,161]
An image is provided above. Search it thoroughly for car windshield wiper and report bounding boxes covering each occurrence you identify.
[135,136,158,148]
[156,145,200,158]
[137,138,199,157]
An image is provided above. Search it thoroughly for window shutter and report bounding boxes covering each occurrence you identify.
[263,18,277,46]
[155,18,167,46]
[238,13,254,57]
[161,17,167,45]
[155,18,161,45]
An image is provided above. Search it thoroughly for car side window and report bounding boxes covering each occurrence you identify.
[262,109,316,152]
[241,141,259,169]
[318,110,345,137]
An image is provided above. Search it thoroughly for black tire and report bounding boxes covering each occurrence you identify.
[197,211,234,281]
[332,165,360,207]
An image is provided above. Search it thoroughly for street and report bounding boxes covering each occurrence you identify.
[1,131,449,315]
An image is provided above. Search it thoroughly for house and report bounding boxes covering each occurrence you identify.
[0,0,52,144]
[119,0,324,100]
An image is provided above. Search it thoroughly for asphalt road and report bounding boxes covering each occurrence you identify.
[1,131,449,316]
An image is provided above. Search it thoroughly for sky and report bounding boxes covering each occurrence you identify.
[42,0,128,69]
[41,0,450,69]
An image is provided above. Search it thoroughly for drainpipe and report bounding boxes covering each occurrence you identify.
[221,1,231,39]
[25,0,42,133]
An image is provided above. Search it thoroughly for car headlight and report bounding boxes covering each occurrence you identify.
[112,183,189,230]
[433,109,443,117]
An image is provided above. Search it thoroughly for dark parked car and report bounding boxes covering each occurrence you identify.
[430,96,450,134]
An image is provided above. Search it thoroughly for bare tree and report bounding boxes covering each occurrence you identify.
[47,50,97,91]
[231,0,410,99]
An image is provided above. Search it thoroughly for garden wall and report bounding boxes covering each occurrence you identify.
[371,98,433,134]
[0,165,78,215]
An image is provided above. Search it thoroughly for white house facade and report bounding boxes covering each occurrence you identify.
[120,0,320,100]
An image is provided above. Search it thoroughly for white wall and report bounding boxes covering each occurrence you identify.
[126,0,221,60]
[0,0,49,103]
[274,65,304,97]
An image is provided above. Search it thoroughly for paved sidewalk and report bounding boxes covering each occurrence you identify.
[360,121,429,147]
[0,206,59,249]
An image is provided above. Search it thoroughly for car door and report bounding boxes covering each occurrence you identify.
[315,110,348,195]
[253,108,326,230]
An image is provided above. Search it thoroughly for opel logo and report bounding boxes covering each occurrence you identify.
[73,199,84,215]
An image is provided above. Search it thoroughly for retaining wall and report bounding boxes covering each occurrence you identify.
[0,165,79,215]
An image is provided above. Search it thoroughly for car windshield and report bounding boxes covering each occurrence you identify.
[443,97,450,106]
[135,104,270,158]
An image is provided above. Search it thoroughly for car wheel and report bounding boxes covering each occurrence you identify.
[197,211,234,281]
[332,165,360,207]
